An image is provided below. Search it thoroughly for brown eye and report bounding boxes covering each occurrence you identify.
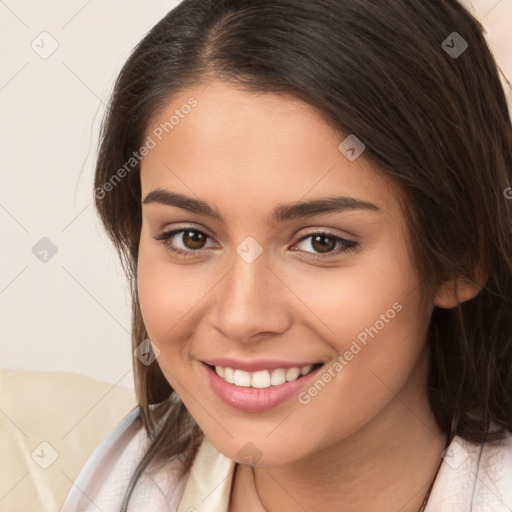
[293,231,359,258]
[182,230,207,250]
[153,228,214,257]
[310,234,337,253]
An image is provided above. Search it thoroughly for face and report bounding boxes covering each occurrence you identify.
[137,80,437,466]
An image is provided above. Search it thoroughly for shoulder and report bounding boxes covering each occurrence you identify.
[426,430,512,511]
[473,430,512,508]
[60,406,190,512]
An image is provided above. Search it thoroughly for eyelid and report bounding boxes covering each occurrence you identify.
[153,224,359,260]
[154,223,355,243]
[294,225,356,242]
[292,230,358,258]
[153,226,217,249]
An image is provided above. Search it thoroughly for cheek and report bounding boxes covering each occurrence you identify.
[294,284,430,443]
[329,283,430,401]
[136,238,214,347]
[289,254,417,342]
[287,247,430,390]
[137,238,186,343]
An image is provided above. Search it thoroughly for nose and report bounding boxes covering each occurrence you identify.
[210,248,293,344]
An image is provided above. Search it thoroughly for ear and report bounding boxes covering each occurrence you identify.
[434,263,489,309]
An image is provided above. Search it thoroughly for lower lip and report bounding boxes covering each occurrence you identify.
[201,362,324,413]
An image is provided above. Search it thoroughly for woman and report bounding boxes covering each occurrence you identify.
[61,0,512,510]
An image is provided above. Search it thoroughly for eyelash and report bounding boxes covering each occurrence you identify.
[153,227,359,260]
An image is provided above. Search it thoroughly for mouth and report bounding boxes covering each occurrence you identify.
[200,361,326,413]
[203,362,324,388]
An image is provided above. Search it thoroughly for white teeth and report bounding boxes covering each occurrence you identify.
[270,369,286,386]
[224,367,235,384]
[233,369,252,387]
[300,365,312,375]
[285,367,300,381]
[213,364,316,388]
[252,370,271,388]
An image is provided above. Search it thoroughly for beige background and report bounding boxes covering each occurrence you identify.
[0,0,182,389]
[0,0,511,388]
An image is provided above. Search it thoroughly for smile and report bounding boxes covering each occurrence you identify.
[201,361,325,412]
[211,364,317,388]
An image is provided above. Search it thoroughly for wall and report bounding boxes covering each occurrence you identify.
[0,0,510,388]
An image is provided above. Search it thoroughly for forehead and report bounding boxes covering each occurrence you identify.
[140,80,401,219]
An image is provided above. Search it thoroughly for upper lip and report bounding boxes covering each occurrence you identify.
[201,358,323,372]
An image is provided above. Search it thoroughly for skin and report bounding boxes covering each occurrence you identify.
[137,80,483,512]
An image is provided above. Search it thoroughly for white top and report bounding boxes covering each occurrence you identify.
[60,408,512,512]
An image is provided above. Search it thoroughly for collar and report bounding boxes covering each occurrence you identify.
[177,436,236,512]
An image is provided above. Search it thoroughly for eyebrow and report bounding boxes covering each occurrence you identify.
[142,188,381,223]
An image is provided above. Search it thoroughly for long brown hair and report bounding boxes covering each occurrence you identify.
[92,1,512,509]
